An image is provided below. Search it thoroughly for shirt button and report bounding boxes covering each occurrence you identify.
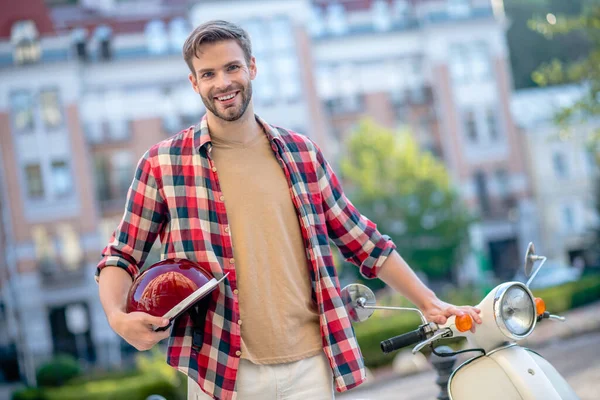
[235,350,242,357]
[212,167,217,172]
[219,195,225,201]
[233,289,239,295]
[229,258,235,264]
[225,227,230,233]
[238,320,242,325]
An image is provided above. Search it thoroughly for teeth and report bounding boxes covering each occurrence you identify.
[218,93,236,101]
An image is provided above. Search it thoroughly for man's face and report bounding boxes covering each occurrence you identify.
[188,40,256,122]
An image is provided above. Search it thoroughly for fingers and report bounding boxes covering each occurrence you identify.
[141,313,170,328]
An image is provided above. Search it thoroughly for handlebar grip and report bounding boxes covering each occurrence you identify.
[380,329,426,354]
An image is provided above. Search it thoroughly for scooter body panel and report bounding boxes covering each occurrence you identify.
[448,345,580,400]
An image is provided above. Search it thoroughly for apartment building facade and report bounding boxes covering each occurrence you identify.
[512,85,599,266]
[0,0,541,384]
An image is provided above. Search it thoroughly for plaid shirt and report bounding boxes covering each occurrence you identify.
[96,115,396,400]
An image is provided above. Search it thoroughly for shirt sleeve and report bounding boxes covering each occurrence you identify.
[314,144,396,279]
[95,150,167,282]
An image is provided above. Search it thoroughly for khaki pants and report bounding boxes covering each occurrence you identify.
[188,352,334,399]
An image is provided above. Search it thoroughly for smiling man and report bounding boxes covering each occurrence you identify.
[96,20,481,400]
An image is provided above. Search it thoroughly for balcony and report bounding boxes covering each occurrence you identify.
[39,259,87,288]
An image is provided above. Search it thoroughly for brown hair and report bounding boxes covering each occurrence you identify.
[182,20,252,76]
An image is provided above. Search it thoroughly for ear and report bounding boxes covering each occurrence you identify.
[249,56,257,81]
[188,72,200,94]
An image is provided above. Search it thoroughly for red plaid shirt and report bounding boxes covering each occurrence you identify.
[96,115,396,400]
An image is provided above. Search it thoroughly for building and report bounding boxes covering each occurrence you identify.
[308,0,538,279]
[0,0,332,384]
[0,0,545,384]
[512,85,599,266]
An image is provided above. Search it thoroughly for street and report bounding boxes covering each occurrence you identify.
[336,331,600,400]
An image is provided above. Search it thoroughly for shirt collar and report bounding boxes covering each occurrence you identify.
[193,113,284,152]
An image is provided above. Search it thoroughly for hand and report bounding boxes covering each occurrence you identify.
[109,311,171,351]
[420,297,482,333]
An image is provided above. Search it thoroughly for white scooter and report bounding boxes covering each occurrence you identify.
[342,243,580,400]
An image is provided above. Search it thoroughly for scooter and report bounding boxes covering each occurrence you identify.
[342,242,580,400]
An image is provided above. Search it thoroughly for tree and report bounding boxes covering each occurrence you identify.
[505,0,590,89]
[338,119,472,281]
[529,2,600,134]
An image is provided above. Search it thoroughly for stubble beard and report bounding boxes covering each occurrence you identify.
[201,81,253,122]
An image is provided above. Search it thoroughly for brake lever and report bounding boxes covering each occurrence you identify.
[411,328,453,354]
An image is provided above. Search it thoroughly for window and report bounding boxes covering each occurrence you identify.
[450,42,490,84]
[254,57,275,104]
[56,224,82,270]
[112,151,134,198]
[25,164,44,199]
[394,0,411,21]
[10,90,35,132]
[373,0,392,31]
[464,110,478,142]
[244,20,268,56]
[51,160,73,198]
[11,20,41,64]
[447,0,471,17]
[145,20,168,55]
[308,6,325,37]
[40,89,63,129]
[274,54,301,102]
[562,206,574,232]
[450,44,468,83]
[270,17,294,51]
[169,18,189,52]
[553,152,568,178]
[94,25,112,60]
[471,42,490,80]
[327,3,348,35]
[474,171,490,214]
[486,108,498,140]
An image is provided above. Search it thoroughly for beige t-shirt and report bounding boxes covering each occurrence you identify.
[210,131,322,364]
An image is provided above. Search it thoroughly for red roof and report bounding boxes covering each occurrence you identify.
[0,0,56,39]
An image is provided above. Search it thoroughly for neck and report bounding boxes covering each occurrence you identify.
[206,104,261,144]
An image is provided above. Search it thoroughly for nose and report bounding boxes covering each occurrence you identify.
[214,71,232,93]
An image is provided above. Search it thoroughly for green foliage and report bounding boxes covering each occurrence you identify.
[505,0,590,89]
[35,354,82,388]
[529,2,600,127]
[13,349,186,400]
[339,119,472,280]
[354,274,600,369]
[531,273,600,313]
[11,389,47,400]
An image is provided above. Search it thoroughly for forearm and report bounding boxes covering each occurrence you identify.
[98,267,133,326]
[378,250,437,310]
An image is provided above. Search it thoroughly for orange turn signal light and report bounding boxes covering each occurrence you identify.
[535,297,546,316]
[455,314,473,333]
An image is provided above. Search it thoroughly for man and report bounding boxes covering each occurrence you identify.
[96,20,481,400]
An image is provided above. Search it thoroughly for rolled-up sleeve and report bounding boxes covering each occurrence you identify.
[314,144,396,279]
[95,150,167,282]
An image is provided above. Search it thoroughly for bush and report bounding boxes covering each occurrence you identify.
[35,354,82,388]
[11,388,47,400]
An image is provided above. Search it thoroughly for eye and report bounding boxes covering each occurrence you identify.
[201,72,213,79]
[228,65,240,71]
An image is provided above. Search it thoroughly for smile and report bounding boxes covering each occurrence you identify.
[215,91,239,102]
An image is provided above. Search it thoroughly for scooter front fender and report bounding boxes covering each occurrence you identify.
[448,344,579,400]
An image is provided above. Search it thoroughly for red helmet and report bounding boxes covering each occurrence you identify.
[126,259,214,318]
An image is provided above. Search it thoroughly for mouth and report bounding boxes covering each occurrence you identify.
[214,91,240,106]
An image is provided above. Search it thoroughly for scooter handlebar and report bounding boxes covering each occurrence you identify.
[380,328,426,354]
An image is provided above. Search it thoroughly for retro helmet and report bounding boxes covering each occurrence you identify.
[126,259,214,317]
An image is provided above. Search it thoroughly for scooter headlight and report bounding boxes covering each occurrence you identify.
[493,283,536,339]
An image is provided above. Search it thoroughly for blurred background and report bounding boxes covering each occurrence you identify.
[0,0,599,398]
